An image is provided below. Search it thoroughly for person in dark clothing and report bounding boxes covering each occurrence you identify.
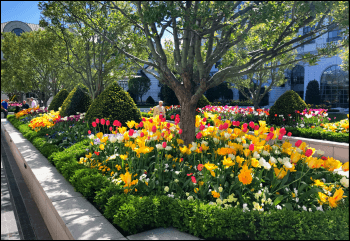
[1,99,9,118]
[22,100,30,109]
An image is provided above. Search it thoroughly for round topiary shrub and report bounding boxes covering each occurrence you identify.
[269,90,308,124]
[48,89,69,111]
[59,84,92,117]
[196,95,211,109]
[146,96,155,105]
[85,82,142,126]
[305,80,321,105]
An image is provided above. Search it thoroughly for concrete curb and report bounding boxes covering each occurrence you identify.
[1,119,126,240]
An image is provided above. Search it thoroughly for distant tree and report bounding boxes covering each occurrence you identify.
[305,80,321,105]
[128,77,151,102]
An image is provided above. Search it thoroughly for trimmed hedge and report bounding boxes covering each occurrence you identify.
[85,82,142,126]
[283,126,349,143]
[48,89,69,111]
[60,84,92,117]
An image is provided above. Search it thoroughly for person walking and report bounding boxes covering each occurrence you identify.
[153,100,166,118]
[1,99,9,118]
[30,98,37,108]
[22,100,30,109]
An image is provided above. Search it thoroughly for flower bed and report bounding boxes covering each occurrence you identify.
[5,112,349,239]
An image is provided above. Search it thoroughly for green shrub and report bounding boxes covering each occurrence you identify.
[70,168,110,202]
[145,96,155,105]
[196,95,211,109]
[59,84,92,117]
[48,89,69,111]
[305,80,320,105]
[85,82,142,126]
[160,84,179,106]
[269,90,308,124]
[283,126,349,143]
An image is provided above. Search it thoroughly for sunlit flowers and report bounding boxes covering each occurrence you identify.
[238,164,253,185]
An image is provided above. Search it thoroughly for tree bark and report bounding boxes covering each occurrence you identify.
[179,99,197,146]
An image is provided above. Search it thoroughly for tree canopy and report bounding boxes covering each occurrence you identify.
[39,1,349,144]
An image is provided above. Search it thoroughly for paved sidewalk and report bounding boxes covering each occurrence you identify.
[1,157,21,240]
[1,117,52,240]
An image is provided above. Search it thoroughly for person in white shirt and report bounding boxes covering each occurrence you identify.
[31,98,37,108]
[153,100,166,118]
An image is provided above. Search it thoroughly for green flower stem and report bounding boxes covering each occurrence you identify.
[273,168,311,195]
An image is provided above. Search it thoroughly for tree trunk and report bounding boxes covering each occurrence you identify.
[179,99,197,145]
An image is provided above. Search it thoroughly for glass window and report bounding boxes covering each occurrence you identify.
[11,28,24,36]
[291,65,305,99]
[320,65,349,108]
[327,27,342,42]
[303,26,315,44]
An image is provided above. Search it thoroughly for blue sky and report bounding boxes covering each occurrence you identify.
[1,1,41,24]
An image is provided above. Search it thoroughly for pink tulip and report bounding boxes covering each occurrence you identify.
[249,144,254,151]
[152,125,157,133]
[101,119,105,125]
[140,132,144,137]
[162,142,167,148]
[106,120,110,126]
[92,122,97,128]
[96,118,99,124]
[295,140,302,147]
[196,132,202,139]
[129,129,134,136]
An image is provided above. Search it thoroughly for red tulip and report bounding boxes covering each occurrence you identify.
[203,118,207,122]
[287,132,292,137]
[129,129,134,136]
[242,127,248,133]
[196,132,202,139]
[94,151,100,156]
[161,132,165,137]
[113,120,118,126]
[162,142,167,148]
[96,118,99,124]
[109,126,113,131]
[223,123,228,129]
[187,173,193,176]
[171,115,174,119]
[92,122,97,128]
[218,116,221,120]
[88,130,91,135]
[278,134,283,140]
[159,114,163,119]
[249,144,254,151]
[254,125,259,130]
[179,129,183,134]
[270,127,274,132]
[152,125,157,133]
[242,123,248,129]
[149,119,153,123]
[161,118,166,122]
[167,123,170,128]
[139,121,144,128]
[321,156,327,160]
[197,164,203,171]
[295,140,302,147]
[191,176,197,184]
[200,124,205,131]
[305,149,313,157]
[249,121,255,129]
[142,118,146,121]
[106,120,110,126]
[175,114,180,119]
[101,118,105,125]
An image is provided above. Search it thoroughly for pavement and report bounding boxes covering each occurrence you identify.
[1,118,52,240]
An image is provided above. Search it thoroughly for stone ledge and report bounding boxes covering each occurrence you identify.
[1,119,125,240]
